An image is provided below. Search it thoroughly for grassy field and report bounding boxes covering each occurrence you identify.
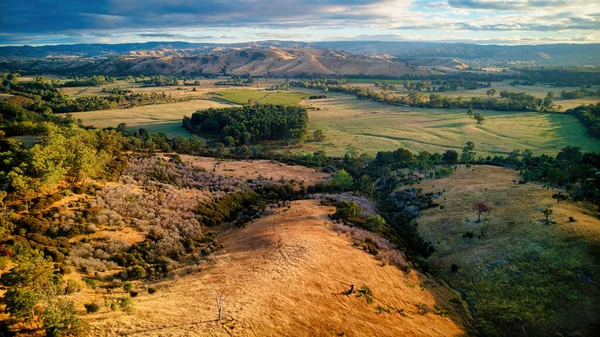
[344,80,600,111]
[76,99,233,137]
[295,90,600,157]
[415,166,600,336]
[212,89,308,105]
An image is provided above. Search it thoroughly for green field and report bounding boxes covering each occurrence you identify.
[213,89,307,105]
[295,91,600,157]
[346,78,414,84]
[76,99,232,137]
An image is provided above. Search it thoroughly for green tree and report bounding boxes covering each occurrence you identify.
[312,129,326,142]
[467,107,473,118]
[332,169,354,190]
[473,112,485,124]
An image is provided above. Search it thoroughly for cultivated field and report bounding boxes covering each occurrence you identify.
[87,200,471,337]
[297,91,600,157]
[415,166,600,336]
[77,99,233,137]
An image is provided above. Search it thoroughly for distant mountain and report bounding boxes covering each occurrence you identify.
[1,41,599,65]
[0,48,444,77]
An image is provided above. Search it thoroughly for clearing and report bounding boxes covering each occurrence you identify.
[415,165,600,336]
[297,91,600,157]
[159,154,330,187]
[87,200,471,337]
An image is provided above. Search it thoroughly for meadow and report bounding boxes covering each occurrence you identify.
[346,79,600,111]
[297,90,600,157]
[415,165,600,336]
[211,89,308,105]
[77,99,232,137]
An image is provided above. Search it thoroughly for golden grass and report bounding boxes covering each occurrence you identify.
[159,154,330,187]
[87,200,470,337]
[76,99,233,137]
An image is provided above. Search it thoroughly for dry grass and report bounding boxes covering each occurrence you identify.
[164,154,330,187]
[76,99,233,137]
[415,165,600,335]
[87,200,470,337]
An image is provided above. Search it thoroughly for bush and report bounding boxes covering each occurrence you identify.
[84,302,100,314]
[119,297,134,313]
[147,287,157,294]
[129,290,139,297]
[123,281,134,292]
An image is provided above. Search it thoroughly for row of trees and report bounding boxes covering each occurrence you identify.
[291,79,556,112]
[566,103,600,139]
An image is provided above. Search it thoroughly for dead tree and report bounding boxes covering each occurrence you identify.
[212,287,227,321]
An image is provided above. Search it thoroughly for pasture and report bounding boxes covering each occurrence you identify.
[76,99,233,137]
[212,89,308,105]
[415,165,600,336]
[297,91,600,157]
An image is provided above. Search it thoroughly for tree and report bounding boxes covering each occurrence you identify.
[461,142,476,164]
[487,88,497,98]
[212,287,227,321]
[473,112,485,124]
[467,107,473,118]
[442,150,459,165]
[312,129,326,142]
[116,123,127,134]
[332,169,354,190]
[472,202,492,222]
[552,191,568,204]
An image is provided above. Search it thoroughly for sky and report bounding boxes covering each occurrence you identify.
[1,0,599,46]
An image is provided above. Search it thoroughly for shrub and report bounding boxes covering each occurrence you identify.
[119,297,134,313]
[129,290,139,297]
[147,287,157,294]
[356,285,374,304]
[123,282,134,292]
[84,302,100,314]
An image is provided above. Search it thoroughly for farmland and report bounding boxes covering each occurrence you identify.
[296,90,600,157]
[77,99,233,137]
[211,89,308,105]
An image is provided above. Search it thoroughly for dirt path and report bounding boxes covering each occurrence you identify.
[89,200,469,337]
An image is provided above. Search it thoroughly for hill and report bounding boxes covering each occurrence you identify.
[2,41,600,65]
[0,48,439,77]
[87,200,471,337]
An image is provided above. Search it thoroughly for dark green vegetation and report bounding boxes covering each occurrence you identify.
[0,73,194,119]
[182,104,308,146]
[568,103,600,139]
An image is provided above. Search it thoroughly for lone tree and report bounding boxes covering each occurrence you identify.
[467,107,473,118]
[211,287,227,321]
[472,202,492,222]
[473,112,485,124]
[552,191,568,204]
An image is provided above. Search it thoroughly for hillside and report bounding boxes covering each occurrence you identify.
[415,165,600,336]
[87,200,471,337]
[0,48,439,77]
[2,41,600,65]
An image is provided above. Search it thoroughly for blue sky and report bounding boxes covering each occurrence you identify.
[1,0,599,46]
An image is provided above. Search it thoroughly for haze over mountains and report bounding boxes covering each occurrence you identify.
[2,41,600,64]
[1,41,599,78]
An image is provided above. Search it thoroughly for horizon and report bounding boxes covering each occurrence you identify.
[2,0,599,47]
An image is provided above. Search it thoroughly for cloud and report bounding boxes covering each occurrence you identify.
[1,0,600,45]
